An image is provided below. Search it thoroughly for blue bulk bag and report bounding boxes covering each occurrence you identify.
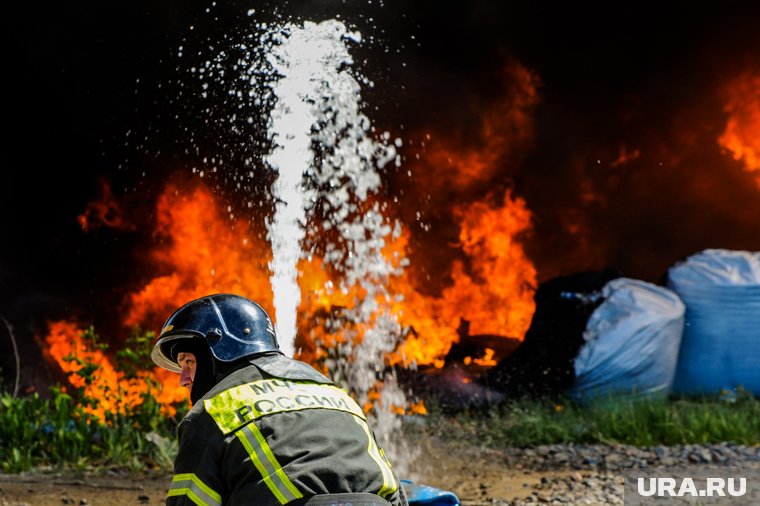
[668,249,760,396]
[571,278,685,400]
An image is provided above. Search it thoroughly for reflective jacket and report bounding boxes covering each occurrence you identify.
[166,352,407,506]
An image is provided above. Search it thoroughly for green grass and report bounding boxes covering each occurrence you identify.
[423,391,760,447]
[0,325,185,473]
[0,388,183,473]
[2,389,758,473]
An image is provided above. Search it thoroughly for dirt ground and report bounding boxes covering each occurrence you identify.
[402,433,579,504]
[0,438,588,506]
[0,468,575,506]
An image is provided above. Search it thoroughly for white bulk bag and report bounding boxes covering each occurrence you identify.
[572,278,685,399]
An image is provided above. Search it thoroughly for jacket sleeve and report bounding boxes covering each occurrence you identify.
[387,474,409,506]
[166,414,225,506]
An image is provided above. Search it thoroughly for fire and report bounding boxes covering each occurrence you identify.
[45,181,277,419]
[610,146,641,168]
[388,192,536,368]
[124,182,274,330]
[77,179,134,232]
[718,72,760,187]
[44,320,158,420]
[417,60,540,193]
[383,60,540,367]
[45,162,538,416]
[123,182,278,407]
[473,348,497,367]
[445,192,536,337]
[41,56,542,418]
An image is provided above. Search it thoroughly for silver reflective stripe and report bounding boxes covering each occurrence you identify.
[167,473,222,506]
[353,416,398,498]
[236,423,304,505]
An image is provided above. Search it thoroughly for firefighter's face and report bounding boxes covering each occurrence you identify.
[177,352,197,389]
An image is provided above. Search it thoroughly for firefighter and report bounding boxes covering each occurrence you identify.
[151,293,407,506]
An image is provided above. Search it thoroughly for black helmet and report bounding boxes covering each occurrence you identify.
[151,293,279,373]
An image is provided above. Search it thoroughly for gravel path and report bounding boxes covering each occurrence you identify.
[411,437,760,505]
[500,442,760,471]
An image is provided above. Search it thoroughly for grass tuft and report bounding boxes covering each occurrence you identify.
[424,390,760,447]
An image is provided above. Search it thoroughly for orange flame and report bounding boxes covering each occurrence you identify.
[389,192,536,367]
[45,181,277,418]
[44,320,161,420]
[610,146,641,168]
[77,180,134,232]
[124,182,274,330]
[46,163,538,416]
[384,61,540,368]
[446,191,536,337]
[43,60,542,418]
[122,182,277,406]
[418,61,540,193]
[718,72,760,188]
[473,348,498,367]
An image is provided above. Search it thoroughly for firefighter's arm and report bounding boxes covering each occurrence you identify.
[166,415,225,506]
[387,475,409,506]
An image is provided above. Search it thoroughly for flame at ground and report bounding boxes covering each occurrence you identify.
[448,192,536,337]
[718,72,760,188]
[391,192,537,368]
[382,61,540,367]
[123,182,278,408]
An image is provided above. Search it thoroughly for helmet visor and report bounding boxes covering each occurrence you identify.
[151,333,199,373]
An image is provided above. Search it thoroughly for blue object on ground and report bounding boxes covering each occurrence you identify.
[668,249,760,396]
[401,480,460,506]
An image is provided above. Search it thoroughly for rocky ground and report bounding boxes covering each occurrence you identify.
[1,440,758,505]
[408,438,760,505]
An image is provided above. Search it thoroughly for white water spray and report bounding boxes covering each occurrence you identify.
[264,24,322,358]
[195,18,413,472]
[262,20,401,359]
[264,21,413,469]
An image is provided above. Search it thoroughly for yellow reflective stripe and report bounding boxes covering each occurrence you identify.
[168,473,222,506]
[167,488,208,506]
[353,416,398,498]
[204,378,366,434]
[236,423,303,505]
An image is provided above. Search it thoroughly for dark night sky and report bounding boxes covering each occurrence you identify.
[2,1,760,372]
